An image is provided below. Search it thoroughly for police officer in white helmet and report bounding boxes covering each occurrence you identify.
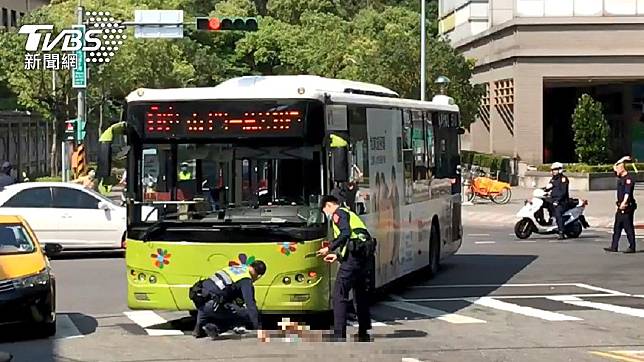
[544,162,570,239]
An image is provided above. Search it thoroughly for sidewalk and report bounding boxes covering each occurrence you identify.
[462,186,644,231]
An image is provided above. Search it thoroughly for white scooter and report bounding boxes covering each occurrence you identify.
[514,188,590,239]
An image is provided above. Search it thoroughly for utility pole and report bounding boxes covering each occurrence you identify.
[420,0,426,101]
[76,1,85,138]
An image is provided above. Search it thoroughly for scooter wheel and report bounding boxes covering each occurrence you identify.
[514,219,534,239]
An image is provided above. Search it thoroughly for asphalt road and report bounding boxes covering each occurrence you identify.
[1,225,644,362]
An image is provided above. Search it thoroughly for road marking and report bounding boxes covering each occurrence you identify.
[351,319,387,327]
[575,283,630,296]
[468,233,490,237]
[591,351,644,362]
[548,296,644,318]
[474,241,496,244]
[384,300,486,324]
[409,283,582,288]
[397,293,618,302]
[55,314,84,339]
[124,311,185,336]
[516,240,537,243]
[549,240,568,243]
[402,358,422,362]
[468,297,582,321]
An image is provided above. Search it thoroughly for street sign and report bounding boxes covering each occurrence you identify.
[134,10,183,38]
[76,118,86,142]
[72,25,86,89]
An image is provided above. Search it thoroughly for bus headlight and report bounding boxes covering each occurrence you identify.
[295,274,305,283]
[282,276,291,285]
[138,273,147,282]
[149,275,157,284]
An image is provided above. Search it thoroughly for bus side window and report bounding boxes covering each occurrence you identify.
[348,105,370,215]
[402,110,414,204]
[410,110,430,202]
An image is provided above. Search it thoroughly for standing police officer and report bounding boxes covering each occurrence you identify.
[316,195,375,342]
[544,162,570,239]
[189,260,267,339]
[605,156,637,254]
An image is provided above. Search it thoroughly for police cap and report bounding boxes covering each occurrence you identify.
[614,156,632,166]
[320,195,340,207]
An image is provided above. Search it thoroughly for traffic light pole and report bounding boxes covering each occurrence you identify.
[77,2,86,142]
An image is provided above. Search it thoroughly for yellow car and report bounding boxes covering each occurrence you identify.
[0,215,61,337]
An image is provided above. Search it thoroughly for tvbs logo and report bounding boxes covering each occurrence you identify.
[19,12,127,65]
[19,25,102,52]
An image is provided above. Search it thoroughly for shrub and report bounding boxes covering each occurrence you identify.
[571,94,611,164]
[34,176,62,182]
[537,163,644,173]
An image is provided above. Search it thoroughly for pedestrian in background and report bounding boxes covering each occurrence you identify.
[605,156,637,253]
[71,168,98,190]
[0,162,16,188]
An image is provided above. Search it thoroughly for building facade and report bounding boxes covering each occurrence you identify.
[439,0,644,165]
[1,0,48,29]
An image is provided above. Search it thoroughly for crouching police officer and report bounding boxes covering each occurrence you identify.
[316,195,376,342]
[189,260,267,339]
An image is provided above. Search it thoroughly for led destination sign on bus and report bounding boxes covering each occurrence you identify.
[142,103,306,138]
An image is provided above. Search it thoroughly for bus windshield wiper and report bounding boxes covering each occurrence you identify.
[140,211,205,242]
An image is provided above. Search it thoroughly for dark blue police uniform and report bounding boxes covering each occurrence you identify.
[191,268,260,338]
[329,208,373,341]
[610,173,637,252]
[548,174,569,237]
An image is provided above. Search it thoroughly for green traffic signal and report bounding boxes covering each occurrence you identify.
[196,17,258,31]
[76,118,86,142]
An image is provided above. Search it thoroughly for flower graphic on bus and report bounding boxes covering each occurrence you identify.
[279,242,297,256]
[228,253,256,275]
[151,248,171,269]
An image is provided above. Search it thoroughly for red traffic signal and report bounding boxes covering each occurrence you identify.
[196,17,258,31]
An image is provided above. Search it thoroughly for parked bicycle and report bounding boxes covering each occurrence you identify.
[464,166,512,204]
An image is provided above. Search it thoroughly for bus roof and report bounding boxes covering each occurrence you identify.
[126,75,459,112]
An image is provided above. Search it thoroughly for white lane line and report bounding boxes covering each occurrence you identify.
[402,358,422,362]
[383,301,486,324]
[467,234,490,237]
[633,295,644,298]
[575,283,630,296]
[516,240,537,243]
[54,314,84,339]
[468,297,582,321]
[396,293,617,302]
[547,296,644,318]
[350,319,387,327]
[474,241,496,244]
[124,311,185,336]
[549,240,568,243]
[409,283,580,288]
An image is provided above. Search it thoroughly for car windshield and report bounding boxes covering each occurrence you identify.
[0,224,36,255]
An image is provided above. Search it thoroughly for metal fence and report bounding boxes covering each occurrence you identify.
[0,111,51,179]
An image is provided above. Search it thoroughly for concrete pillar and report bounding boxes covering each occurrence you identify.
[514,73,544,164]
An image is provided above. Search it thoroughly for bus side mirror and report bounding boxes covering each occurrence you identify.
[332,147,349,183]
[97,142,112,179]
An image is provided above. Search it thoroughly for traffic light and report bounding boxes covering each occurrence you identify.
[196,17,258,31]
[65,119,77,142]
[76,118,87,142]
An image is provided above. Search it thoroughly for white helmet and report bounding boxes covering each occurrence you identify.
[551,162,564,174]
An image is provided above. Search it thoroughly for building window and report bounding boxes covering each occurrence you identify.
[10,10,16,27]
[2,8,8,29]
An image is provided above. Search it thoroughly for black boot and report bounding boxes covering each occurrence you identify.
[604,247,618,252]
[203,323,220,340]
[624,248,636,254]
[558,232,566,240]
[192,324,206,338]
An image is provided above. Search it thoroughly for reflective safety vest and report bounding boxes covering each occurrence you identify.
[179,171,192,180]
[331,207,371,258]
[209,266,251,291]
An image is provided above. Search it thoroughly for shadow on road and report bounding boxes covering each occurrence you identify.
[371,254,538,323]
[0,313,97,362]
[49,250,124,260]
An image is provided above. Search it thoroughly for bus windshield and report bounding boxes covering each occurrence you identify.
[124,99,327,242]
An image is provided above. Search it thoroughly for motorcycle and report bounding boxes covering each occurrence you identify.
[514,188,590,239]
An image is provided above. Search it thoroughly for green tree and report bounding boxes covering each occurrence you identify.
[571,94,611,164]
